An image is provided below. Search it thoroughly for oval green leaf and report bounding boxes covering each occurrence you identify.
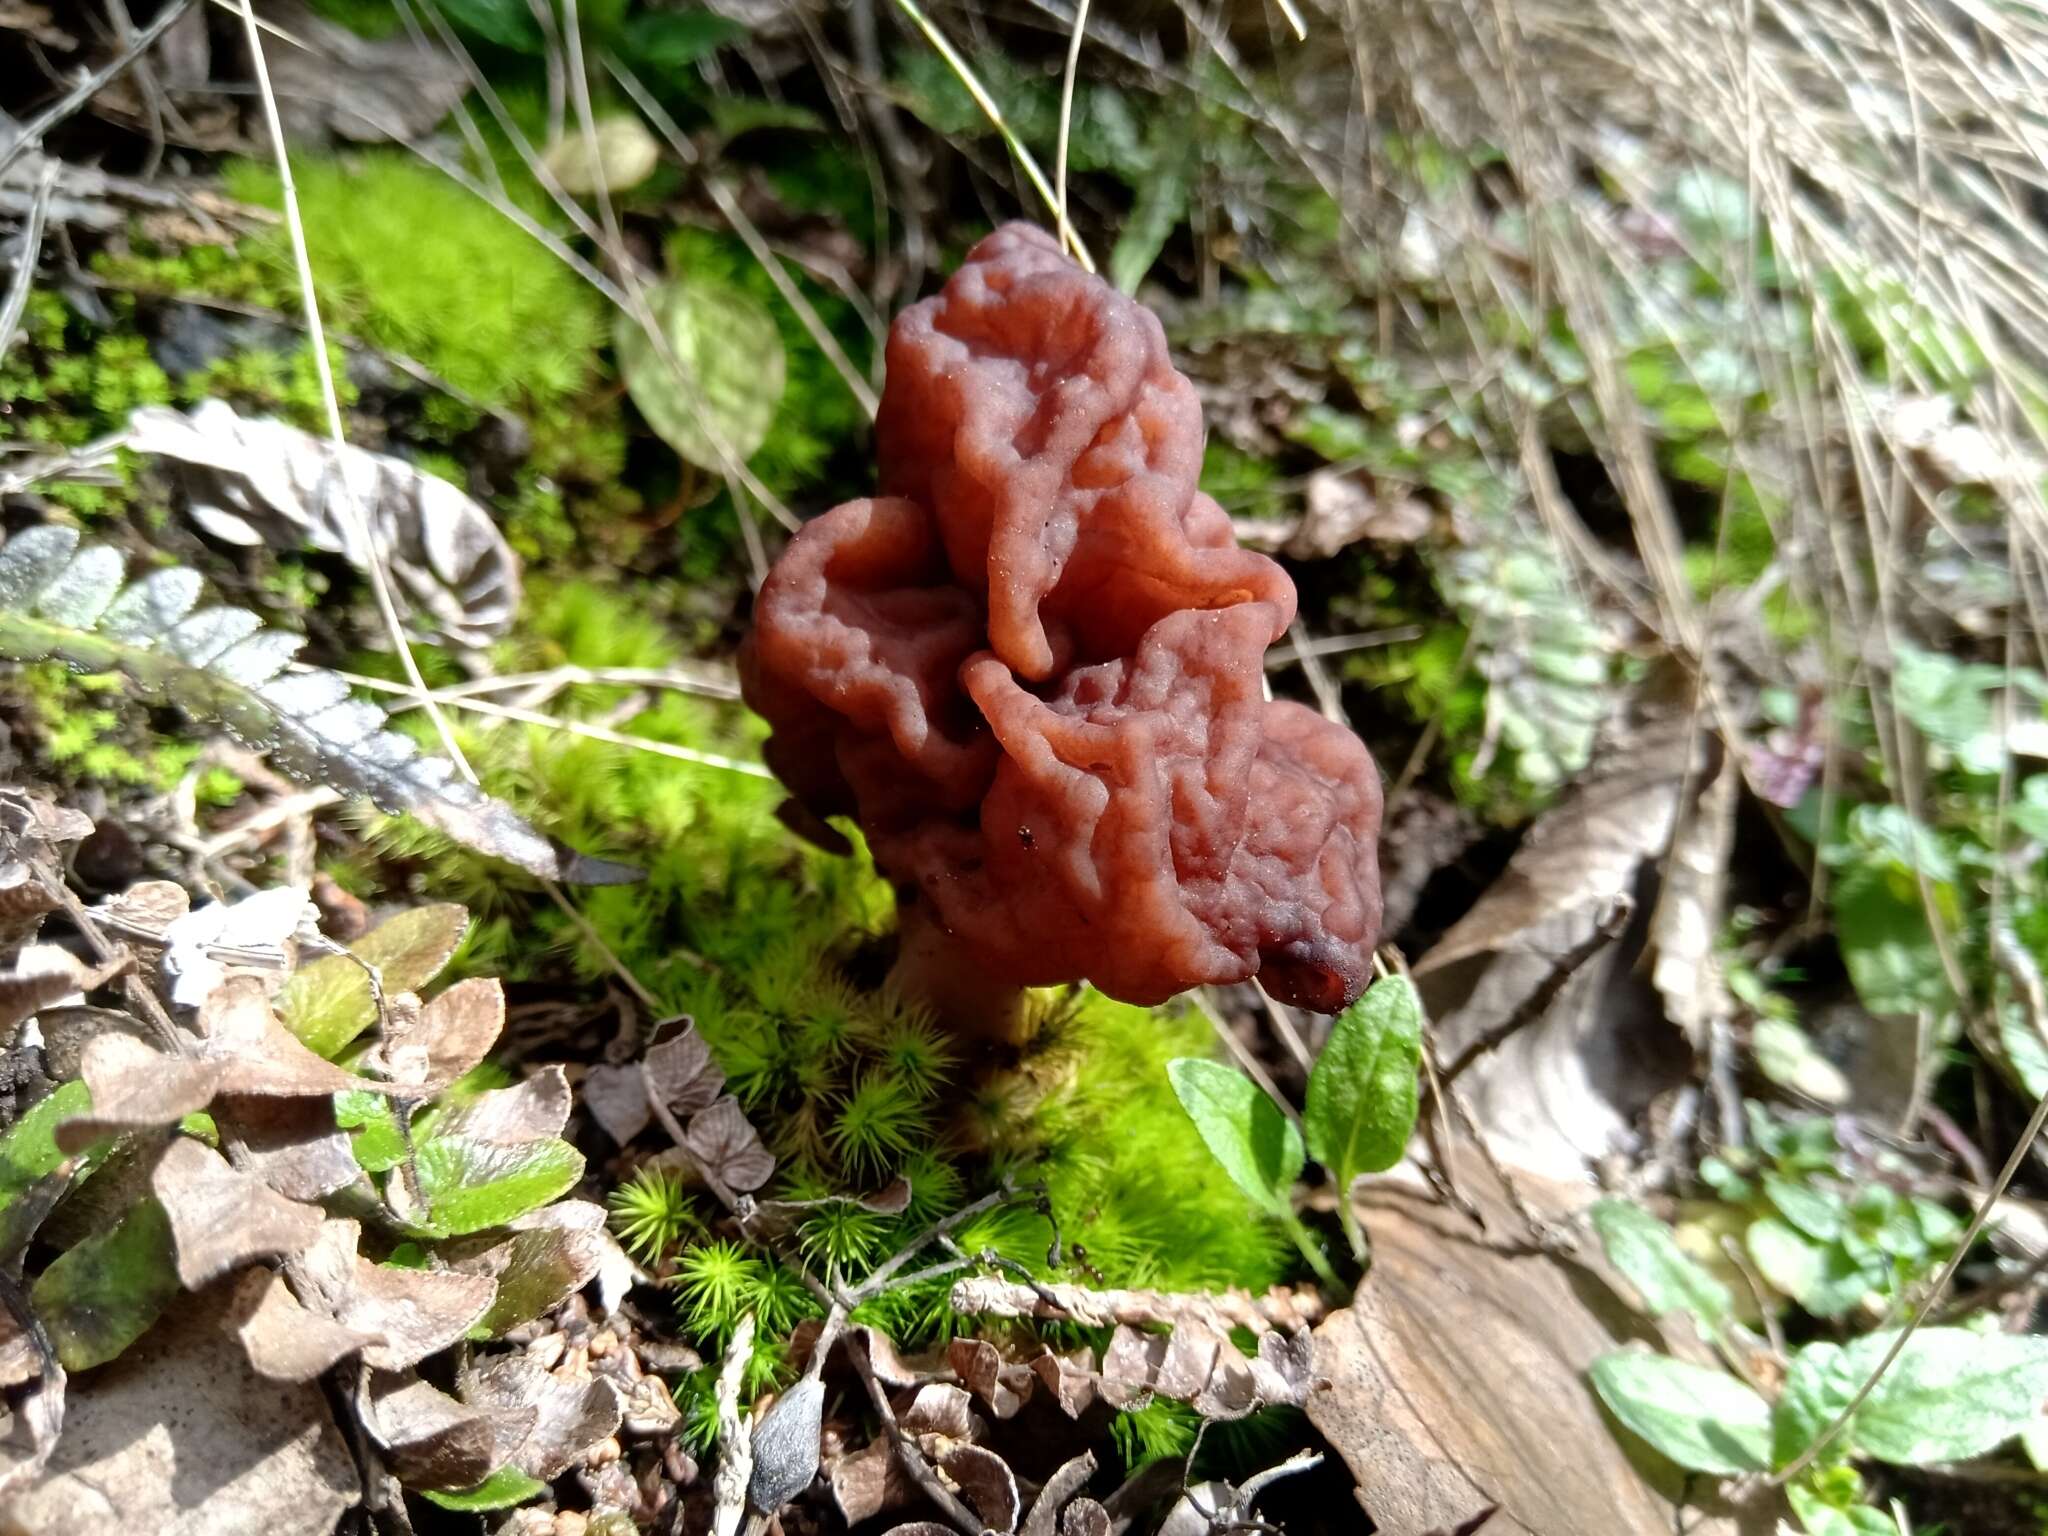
[1303,976,1422,1188]
[616,277,786,471]
[1166,1057,1303,1217]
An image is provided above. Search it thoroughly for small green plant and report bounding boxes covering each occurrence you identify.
[1168,975,1425,1292]
[607,1164,697,1263]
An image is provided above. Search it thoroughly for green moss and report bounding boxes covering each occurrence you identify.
[15,665,204,792]
[223,152,603,414]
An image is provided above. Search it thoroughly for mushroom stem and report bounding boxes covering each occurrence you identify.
[887,897,1031,1047]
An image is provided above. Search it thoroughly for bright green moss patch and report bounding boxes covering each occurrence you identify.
[224,152,603,413]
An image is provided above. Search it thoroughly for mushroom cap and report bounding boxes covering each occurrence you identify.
[741,224,1383,1013]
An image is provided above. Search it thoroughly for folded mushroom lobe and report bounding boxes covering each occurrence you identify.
[744,222,1384,1015]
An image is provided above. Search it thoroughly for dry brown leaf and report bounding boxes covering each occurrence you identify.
[830,1438,916,1525]
[433,1065,571,1143]
[295,1219,495,1372]
[898,1382,978,1443]
[91,880,190,939]
[1306,1166,1766,1536]
[2,1281,358,1536]
[1060,1501,1109,1536]
[1028,1348,1097,1419]
[1648,755,1736,1048]
[258,1,471,147]
[364,976,503,1089]
[1022,1453,1097,1536]
[152,1137,325,1289]
[939,1443,1019,1533]
[226,1269,377,1384]
[644,1022,725,1118]
[580,1062,652,1145]
[948,1337,1032,1420]
[443,1220,605,1339]
[215,1094,362,1202]
[458,1355,622,1481]
[361,1371,503,1492]
[61,1033,228,1150]
[0,947,128,1039]
[1412,674,1707,1179]
[683,1095,775,1193]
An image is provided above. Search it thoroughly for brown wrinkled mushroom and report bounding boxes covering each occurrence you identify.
[741,224,1382,1040]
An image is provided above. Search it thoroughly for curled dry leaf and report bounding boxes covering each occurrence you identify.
[443,1200,609,1338]
[899,1381,978,1443]
[940,1442,1020,1533]
[644,1021,726,1118]
[682,1095,775,1194]
[129,400,519,648]
[362,1371,504,1493]
[295,1218,496,1372]
[1060,1501,1110,1536]
[580,1062,653,1145]
[360,975,504,1090]
[829,1438,915,1525]
[458,1354,623,1481]
[433,1065,572,1143]
[0,945,128,1038]
[151,1136,325,1289]
[60,976,400,1150]
[215,1094,362,1202]
[228,1268,378,1384]
[1098,1319,1311,1420]
[949,1337,1031,1420]
[1022,1454,1098,1536]
[0,1297,62,1497]
[1412,670,1709,1180]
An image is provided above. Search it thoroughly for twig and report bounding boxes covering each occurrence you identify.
[845,1329,984,1536]
[947,1276,1325,1335]
[231,0,476,785]
[1054,0,1092,249]
[0,159,58,367]
[711,1313,757,1536]
[1439,894,1634,1085]
[0,0,199,179]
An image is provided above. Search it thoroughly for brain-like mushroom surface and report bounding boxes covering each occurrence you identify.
[741,223,1383,1015]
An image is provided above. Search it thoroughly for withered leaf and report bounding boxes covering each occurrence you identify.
[160,885,313,1007]
[940,1443,1019,1534]
[683,1095,774,1193]
[0,1321,61,1496]
[643,1021,724,1118]
[363,1370,502,1492]
[1022,1453,1098,1536]
[950,1336,1031,1419]
[1029,1347,1098,1419]
[0,946,128,1038]
[458,1354,622,1481]
[580,1062,651,1145]
[215,1094,362,1201]
[227,1268,377,1383]
[153,1136,325,1289]
[365,975,503,1090]
[59,1033,227,1151]
[898,1381,977,1442]
[92,879,190,938]
[829,1438,915,1525]
[296,1218,495,1371]
[1061,1501,1110,1536]
[432,1065,571,1143]
[748,1374,823,1513]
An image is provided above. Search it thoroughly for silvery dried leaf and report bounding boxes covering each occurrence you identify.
[683,1095,774,1194]
[160,884,315,1006]
[295,1218,496,1373]
[129,399,518,648]
[152,1136,325,1288]
[748,1374,822,1513]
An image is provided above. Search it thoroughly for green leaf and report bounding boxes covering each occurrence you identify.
[420,1465,548,1511]
[1831,863,1956,1019]
[430,0,542,51]
[1774,1341,1858,1469]
[1841,1328,2048,1465]
[1764,1173,1846,1241]
[1166,1058,1303,1217]
[616,277,786,472]
[0,1080,92,1208]
[391,1135,583,1238]
[621,10,744,70]
[1587,1352,1772,1475]
[335,1088,410,1173]
[1589,1198,1731,1332]
[1787,1484,1900,1536]
[1109,166,1189,295]
[1303,977,1422,1190]
[32,1197,179,1370]
[280,903,469,1058]
[1747,1215,1875,1319]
